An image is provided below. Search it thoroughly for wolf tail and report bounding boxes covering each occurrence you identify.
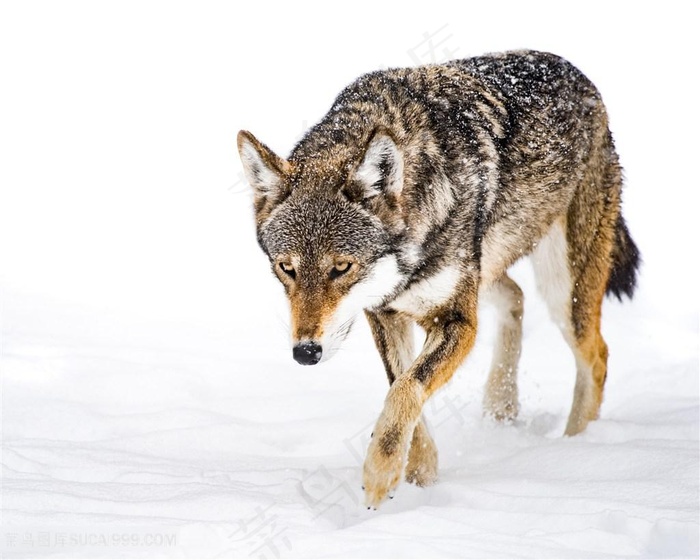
[606,214,641,300]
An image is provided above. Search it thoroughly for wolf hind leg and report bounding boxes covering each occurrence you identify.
[563,233,611,435]
[482,274,524,422]
[565,323,608,435]
[531,216,612,436]
[364,309,438,486]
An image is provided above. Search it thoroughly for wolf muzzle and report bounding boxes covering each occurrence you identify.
[292,341,322,366]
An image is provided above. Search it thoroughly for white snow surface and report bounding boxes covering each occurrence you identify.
[1,2,698,559]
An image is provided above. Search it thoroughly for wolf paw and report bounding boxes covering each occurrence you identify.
[483,400,519,423]
[362,443,404,509]
[362,422,408,509]
[483,389,519,423]
[363,378,424,509]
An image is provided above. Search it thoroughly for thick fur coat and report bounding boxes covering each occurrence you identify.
[237,50,639,508]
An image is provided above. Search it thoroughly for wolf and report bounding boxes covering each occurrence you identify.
[236,50,639,509]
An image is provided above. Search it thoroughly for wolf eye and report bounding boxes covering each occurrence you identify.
[330,261,352,279]
[279,262,296,279]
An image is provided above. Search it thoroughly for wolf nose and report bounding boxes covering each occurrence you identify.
[293,342,322,366]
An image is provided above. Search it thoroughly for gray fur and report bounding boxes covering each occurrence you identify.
[237,50,639,508]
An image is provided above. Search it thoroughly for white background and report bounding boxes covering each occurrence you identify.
[1,1,698,558]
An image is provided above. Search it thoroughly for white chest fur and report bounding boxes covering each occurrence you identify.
[388,265,461,317]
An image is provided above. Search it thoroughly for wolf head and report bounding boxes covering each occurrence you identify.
[237,129,406,365]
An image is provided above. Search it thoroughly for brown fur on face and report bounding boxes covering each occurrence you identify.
[275,253,362,343]
[288,283,343,343]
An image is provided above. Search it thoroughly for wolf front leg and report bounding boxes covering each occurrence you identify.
[363,292,477,509]
[365,309,438,488]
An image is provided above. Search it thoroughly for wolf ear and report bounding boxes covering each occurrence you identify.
[346,129,404,202]
[237,130,291,207]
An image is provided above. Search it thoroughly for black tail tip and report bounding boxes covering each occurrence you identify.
[606,218,641,301]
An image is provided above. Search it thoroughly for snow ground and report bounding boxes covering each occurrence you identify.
[2,273,698,559]
[1,2,699,559]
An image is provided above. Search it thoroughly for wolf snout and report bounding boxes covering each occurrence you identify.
[292,341,322,366]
